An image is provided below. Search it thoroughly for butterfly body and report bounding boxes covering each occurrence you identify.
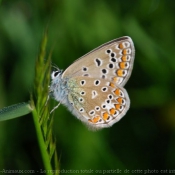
[50,36,135,130]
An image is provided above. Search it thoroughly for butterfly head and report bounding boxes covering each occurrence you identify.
[51,69,62,80]
[50,68,67,102]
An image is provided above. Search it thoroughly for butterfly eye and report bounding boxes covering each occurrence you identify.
[51,70,61,79]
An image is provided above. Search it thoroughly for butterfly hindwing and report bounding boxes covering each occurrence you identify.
[66,77,130,130]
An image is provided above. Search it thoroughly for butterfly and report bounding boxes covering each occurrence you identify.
[49,36,135,130]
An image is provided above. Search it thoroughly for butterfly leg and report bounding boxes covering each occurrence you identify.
[50,102,61,114]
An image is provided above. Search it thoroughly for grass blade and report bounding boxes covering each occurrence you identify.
[0,102,33,122]
[31,29,59,174]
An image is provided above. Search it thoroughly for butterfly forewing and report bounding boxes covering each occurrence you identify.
[62,36,135,86]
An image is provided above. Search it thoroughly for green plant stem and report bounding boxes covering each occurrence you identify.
[32,105,52,173]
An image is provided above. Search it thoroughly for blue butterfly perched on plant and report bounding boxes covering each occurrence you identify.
[50,36,135,130]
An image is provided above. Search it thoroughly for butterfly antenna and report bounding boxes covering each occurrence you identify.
[51,62,59,71]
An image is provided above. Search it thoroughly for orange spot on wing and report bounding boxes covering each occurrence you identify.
[122,49,127,55]
[114,89,120,96]
[109,108,115,115]
[103,112,109,121]
[119,62,126,69]
[117,97,123,104]
[112,77,118,82]
[92,116,100,123]
[119,43,124,49]
[109,82,115,88]
[115,104,121,110]
[116,70,124,76]
[122,55,127,61]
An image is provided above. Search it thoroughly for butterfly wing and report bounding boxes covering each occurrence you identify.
[66,77,130,130]
[56,36,135,130]
[62,36,135,86]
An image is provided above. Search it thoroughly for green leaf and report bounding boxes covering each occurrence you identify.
[0,102,33,122]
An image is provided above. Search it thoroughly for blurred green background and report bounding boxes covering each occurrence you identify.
[0,0,175,174]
